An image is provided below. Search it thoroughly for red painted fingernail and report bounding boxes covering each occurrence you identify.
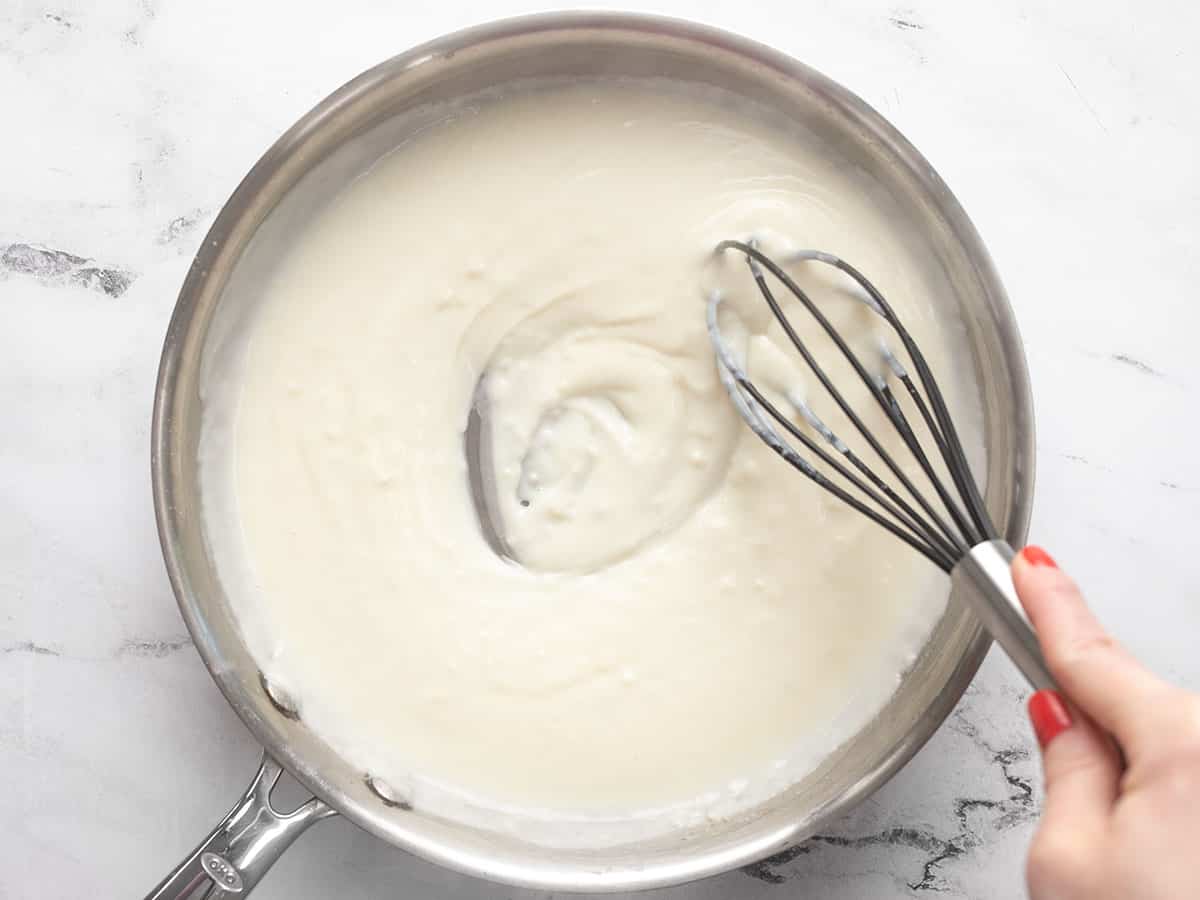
[1021,545,1058,569]
[1028,690,1072,748]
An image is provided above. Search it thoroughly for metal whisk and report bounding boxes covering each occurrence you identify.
[707,240,1055,691]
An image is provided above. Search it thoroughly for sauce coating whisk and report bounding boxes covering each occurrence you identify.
[708,240,1054,691]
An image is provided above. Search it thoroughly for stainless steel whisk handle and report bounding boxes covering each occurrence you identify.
[951,540,1057,692]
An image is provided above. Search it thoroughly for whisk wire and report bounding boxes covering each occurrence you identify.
[743,378,959,568]
[709,241,1063,695]
[798,403,963,563]
[718,240,978,549]
[707,298,958,571]
[792,249,999,542]
[710,240,996,566]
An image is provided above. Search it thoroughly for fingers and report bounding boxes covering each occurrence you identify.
[1029,690,1121,830]
[1026,692,1120,897]
[1013,546,1170,760]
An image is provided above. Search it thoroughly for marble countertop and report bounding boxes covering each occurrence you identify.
[2,0,1197,897]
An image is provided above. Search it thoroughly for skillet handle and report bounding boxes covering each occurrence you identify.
[144,752,336,899]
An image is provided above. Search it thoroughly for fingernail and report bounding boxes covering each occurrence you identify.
[1028,690,1072,748]
[1020,545,1058,569]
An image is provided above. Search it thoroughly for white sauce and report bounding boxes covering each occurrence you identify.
[200,80,983,845]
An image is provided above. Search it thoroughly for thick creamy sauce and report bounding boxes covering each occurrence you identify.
[201,80,982,844]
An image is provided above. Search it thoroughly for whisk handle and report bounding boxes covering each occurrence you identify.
[951,540,1057,692]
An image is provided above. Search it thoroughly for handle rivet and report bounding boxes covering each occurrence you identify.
[366,775,413,810]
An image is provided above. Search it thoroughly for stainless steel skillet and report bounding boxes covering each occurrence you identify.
[147,12,1035,897]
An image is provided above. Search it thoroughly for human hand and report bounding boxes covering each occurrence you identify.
[1014,546,1200,899]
